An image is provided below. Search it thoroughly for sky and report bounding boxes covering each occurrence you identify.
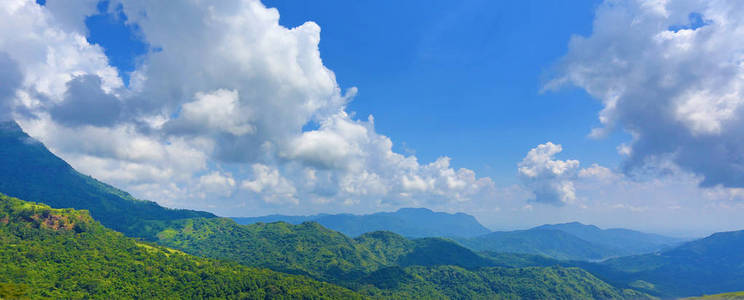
[1,0,744,237]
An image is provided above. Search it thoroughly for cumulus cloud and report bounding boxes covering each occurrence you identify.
[49,75,122,127]
[518,142,580,205]
[547,0,744,189]
[1,0,495,214]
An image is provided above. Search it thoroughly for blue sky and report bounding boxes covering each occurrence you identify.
[264,0,624,183]
[5,0,744,236]
[83,0,627,184]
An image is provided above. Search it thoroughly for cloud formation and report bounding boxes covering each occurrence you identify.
[518,142,580,205]
[547,0,744,189]
[1,0,495,215]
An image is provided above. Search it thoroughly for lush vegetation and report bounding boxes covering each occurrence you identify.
[533,222,684,255]
[455,228,622,261]
[0,193,363,299]
[233,208,492,238]
[139,218,649,299]
[684,291,744,300]
[0,121,214,237]
[579,230,744,298]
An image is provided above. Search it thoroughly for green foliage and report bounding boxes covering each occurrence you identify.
[565,230,744,298]
[684,291,744,300]
[0,194,362,299]
[140,219,648,299]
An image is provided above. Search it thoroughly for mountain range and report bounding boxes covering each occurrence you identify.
[232,207,492,238]
[1,120,742,299]
[455,222,686,261]
[0,121,649,298]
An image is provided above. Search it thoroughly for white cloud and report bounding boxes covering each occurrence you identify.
[241,164,298,205]
[198,171,236,199]
[0,0,497,214]
[518,142,580,205]
[547,0,744,189]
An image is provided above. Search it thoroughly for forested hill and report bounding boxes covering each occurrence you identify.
[0,121,215,235]
[591,229,744,298]
[0,193,362,299]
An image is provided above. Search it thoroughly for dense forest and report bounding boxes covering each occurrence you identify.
[0,193,363,299]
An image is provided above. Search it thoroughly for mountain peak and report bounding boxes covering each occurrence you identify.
[395,207,434,214]
[0,120,22,132]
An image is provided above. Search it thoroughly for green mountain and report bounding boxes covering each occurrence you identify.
[144,219,649,299]
[455,228,623,261]
[684,291,744,300]
[146,217,494,285]
[456,222,684,261]
[0,121,214,237]
[0,193,362,299]
[232,207,492,238]
[0,121,650,299]
[534,222,685,255]
[588,230,744,298]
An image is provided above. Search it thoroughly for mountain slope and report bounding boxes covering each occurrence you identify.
[0,193,362,299]
[587,230,744,298]
[534,222,685,255]
[232,207,492,238]
[0,121,214,236]
[456,229,623,261]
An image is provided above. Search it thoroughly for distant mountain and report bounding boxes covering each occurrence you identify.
[456,228,623,261]
[0,193,360,299]
[0,121,214,236]
[150,220,648,299]
[232,207,492,238]
[456,222,685,261]
[590,229,744,298]
[534,222,685,255]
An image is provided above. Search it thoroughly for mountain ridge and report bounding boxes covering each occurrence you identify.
[232,207,492,238]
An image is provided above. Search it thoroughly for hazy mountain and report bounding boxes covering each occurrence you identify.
[232,207,492,238]
[534,222,685,255]
[456,228,623,261]
[456,222,685,261]
[590,229,744,298]
[0,121,214,236]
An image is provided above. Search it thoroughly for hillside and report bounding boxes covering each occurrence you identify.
[456,228,623,261]
[587,230,744,298]
[233,207,492,238]
[0,121,214,236]
[0,193,362,299]
[534,222,684,255]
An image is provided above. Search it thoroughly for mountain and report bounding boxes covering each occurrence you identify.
[456,222,685,261]
[534,222,685,255]
[0,121,214,236]
[149,218,494,284]
[583,230,744,298]
[0,120,650,298]
[0,193,361,299]
[456,228,623,261]
[232,207,492,238]
[146,219,648,299]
